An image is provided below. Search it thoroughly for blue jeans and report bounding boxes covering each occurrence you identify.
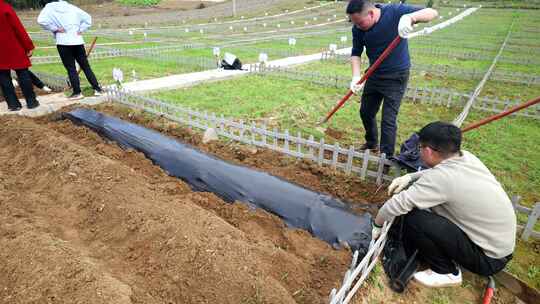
[359,70,409,157]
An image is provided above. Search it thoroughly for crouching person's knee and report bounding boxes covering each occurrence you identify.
[403,208,429,233]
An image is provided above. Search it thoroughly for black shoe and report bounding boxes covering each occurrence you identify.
[8,106,22,112]
[360,143,379,153]
[27,101,40,109]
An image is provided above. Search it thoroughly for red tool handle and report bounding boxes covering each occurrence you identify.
[482,276,496,304]
[462,96,540,133]
[77,37,98,76]
[482,288,494,304]
[320,36,402,124]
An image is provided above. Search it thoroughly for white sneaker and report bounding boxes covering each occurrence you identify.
[42,86,52,93]
[413,268,462,288]
[68,93,84,100]
[94,90,104,96]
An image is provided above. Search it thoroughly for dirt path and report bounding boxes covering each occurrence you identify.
[0,112,353,303]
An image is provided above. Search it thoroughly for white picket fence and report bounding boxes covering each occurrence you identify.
[513,197,540,241]
[250,64,540,120]
[106,87,401,185]
[321,52,540,86]
[329,220,393,304]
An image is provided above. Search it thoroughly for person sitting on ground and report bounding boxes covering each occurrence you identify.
[0,0,40,111]
[372,121,516,288]
[37,0,103,100]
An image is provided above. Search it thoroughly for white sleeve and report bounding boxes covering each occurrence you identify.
[77,7,92,32]
[37,7,58,32]
[376,170,448,223]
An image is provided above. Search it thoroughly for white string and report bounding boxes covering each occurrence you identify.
[453,19,515,127]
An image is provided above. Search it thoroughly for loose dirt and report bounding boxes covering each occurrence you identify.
[0,102,522,303]
[0,104,357,304]
[58,103,390,207]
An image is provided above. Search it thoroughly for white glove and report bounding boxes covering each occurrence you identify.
[372,220,382,240]
[350,76,364,95]
[398,14,414,38]
[388,173,413,196]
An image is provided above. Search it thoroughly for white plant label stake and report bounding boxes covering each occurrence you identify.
[259,53,268,65]
[329,43,337,54]
[113,68,124,87]
[213,47,221,68]
[288,37,297,46]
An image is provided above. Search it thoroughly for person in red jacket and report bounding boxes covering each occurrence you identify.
[0,0,39,111]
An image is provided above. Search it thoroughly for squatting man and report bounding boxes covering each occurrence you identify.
[372,122,516,288]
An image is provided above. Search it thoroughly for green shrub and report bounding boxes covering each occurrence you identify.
[6,0,42,9]
[117,0,161,6]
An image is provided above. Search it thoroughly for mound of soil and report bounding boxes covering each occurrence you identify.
[0,108,356,303]
[63,103,390,207]
[0,102,525,304]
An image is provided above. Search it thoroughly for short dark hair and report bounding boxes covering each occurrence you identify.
[346,0,373,14]
[418,121,462,156]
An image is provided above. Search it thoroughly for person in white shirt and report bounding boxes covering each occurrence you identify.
[373,121,516,288]
[38,0,103,100]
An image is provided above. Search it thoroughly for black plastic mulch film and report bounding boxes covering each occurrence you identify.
[64,109,373,254]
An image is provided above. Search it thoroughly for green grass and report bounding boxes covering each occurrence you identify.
[151,75,540,204]
[505,239,540,290]
[32,56,206,86]
[294,60,540,101]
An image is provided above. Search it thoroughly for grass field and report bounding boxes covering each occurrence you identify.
[150,75,539,204]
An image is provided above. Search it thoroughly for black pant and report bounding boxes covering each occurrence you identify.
[29,70,45,89]
[403,209,512,276]
[0,69,38,109]
[57,44,101,94]
[360,70,409,157]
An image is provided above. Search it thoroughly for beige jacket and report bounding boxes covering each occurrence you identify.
[377,151,516,258]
